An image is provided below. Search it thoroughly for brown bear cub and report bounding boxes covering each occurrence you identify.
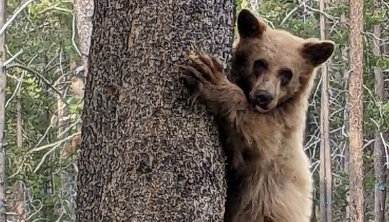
[182,9,334,222]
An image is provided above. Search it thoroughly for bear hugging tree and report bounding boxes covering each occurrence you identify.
[182,9,334,222]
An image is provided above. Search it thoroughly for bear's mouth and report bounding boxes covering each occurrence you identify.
[254,105,269,113]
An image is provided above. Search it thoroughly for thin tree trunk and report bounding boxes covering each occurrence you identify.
[343,142,350,222]
[57,71,72,219]
[71,0,93,100]
[372,1,387,220]
[76,1,234,221]
[310,190,318,222]
[381,48,388,219]
[337,2,350,220]
[0,0,7,219]
[348,0,364,221]
[74,0,93,78]
[16,93,22,149]
[16,76,26,222]
[319,0,332,221]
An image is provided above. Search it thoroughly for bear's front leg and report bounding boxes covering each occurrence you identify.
[181,52,249,120]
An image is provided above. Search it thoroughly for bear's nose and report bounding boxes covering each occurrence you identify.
[255,90,273,108]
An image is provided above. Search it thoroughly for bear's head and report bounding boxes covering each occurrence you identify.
[231,9,334,113]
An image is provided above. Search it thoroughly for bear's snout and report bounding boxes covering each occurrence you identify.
[252,90,273,112]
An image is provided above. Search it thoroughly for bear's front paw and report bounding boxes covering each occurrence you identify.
[183,52,226,86]
[181,74,203,95]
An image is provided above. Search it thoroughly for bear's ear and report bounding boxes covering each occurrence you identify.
[302,39,335,66]
[237,9,266,38]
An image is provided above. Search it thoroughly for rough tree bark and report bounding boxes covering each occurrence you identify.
[372,1,387,220]
[76,1,234,221]
[0,0,6,219]
[319,0,332,221]
[348,0,364,221]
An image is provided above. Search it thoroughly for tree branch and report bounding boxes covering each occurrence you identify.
[5,72,24,108]
[0,0,38,35]
[5,63,63,98]
[3,49,23,67]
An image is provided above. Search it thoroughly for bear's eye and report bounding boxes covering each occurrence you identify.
[279,69,293,86]
[253,59,267,76]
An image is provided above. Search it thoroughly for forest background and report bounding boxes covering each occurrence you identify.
[0,0,388,221]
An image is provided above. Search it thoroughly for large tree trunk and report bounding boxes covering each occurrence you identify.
[76,1,235,221]
[372,1,387,221]
[348,0,364,221]
[0,0,6,219]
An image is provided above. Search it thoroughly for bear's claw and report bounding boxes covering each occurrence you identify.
[184,52,226,86]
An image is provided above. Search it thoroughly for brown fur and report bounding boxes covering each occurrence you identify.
[63,135,81,157]
[182,9,334,222]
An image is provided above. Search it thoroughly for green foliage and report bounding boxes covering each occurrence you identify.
[4,0,81,220]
